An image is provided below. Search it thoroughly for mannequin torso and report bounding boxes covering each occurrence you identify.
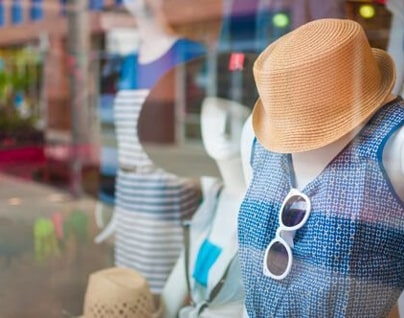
[239,96,404,317]
[95,0,206,296]
[207,159,245,245]
[162,97,250,318]
[238,18,404,318]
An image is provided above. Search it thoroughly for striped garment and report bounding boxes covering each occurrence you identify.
[114,168,200,293]
[111,38,207,293]
[238,97,404,317]
[113,90,201,294]
[114,89,152,168]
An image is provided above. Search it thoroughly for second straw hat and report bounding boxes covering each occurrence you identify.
[79,267,163,318]
[252,18,395,153]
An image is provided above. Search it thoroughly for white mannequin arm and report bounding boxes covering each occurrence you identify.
[94,201,105,228]
[161,253,188,318]
[383,126,404,201]
[240,115,254,187]
[386,1,404,95]
[400,129,404,175]
[94,213,117,244]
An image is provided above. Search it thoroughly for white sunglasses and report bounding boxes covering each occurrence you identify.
[263,188,311,280]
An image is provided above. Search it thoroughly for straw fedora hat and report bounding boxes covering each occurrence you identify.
[79,267,163,318]
[252,18,396,153]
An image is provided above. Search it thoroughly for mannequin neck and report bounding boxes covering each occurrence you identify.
[292,94,397,190]
[209,155,246,246]
[136,15,179,64]
[215,156,246,195]
[291,126,363,190]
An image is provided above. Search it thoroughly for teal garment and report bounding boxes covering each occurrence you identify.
[192,239,222,287]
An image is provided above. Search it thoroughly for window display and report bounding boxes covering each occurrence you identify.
[238,18,404,317]
[1,1,403,317]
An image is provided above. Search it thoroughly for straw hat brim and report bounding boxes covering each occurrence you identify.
[77,294,164,318]
[252,48,395,153]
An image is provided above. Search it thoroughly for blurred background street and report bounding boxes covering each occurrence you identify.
[0,171,113,317]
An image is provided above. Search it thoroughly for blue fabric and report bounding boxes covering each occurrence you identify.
[118,54,138,90]
[137,39,206,89]
[192,239,222,287]
[238,97,404,317]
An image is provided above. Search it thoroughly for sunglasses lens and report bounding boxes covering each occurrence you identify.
[281,195,308,227]
[266,241,289,277]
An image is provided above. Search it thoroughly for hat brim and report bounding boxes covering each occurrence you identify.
[252,48,396,153]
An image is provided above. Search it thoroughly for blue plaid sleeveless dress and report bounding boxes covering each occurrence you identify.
[238,97,404,317]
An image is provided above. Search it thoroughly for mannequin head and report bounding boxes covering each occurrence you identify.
[122,0,181,63]
[123,0,156,21]
[123,0,175,35]
[201,97,250,161]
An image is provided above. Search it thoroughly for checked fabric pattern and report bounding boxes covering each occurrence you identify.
[238,97,404,317]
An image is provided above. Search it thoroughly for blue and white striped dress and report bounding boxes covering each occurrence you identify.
[114,89,151,168]
[112,39,206,294]
[113,90,201,294]
[238,97,404,317]
[114,168,201,292]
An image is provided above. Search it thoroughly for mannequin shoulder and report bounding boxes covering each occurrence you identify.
[383,124,404,200]
[384,124,404,174]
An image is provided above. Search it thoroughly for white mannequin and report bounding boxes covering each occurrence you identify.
[123,0,179,64]
[162,97,250,318]
[96,0,207,299]
[240,94,404,317]
[95,0,179,244]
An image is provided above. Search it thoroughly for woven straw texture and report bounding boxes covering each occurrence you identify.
[80,267,162,318]
[252,18,395,153]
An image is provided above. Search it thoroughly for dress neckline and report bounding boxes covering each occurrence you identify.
[285,96,402,194]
